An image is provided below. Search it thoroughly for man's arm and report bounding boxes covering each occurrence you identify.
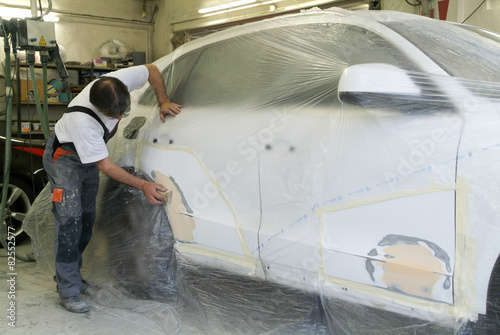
[95,156,167,205]
[144,64,182,122]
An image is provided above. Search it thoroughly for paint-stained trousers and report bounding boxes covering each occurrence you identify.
[43,132,99,299]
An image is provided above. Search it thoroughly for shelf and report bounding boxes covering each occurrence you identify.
[8,60,130,137]
[13,61,131,86]
[13,101,68,106]
[17,132,48,139]
[16,61,131,72]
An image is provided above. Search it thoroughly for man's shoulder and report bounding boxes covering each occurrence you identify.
[62,112,104,132]
[106,65,149,91]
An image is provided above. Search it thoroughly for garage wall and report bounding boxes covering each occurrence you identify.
[1,0,499,73]
[0,0,157,68]
[168,0,368,34]
[454,0,500,31]
[151,0,170,61]
[0,0,167,125]
[381,0,422,14]
[163,0,500,55]
[381,0,500,33]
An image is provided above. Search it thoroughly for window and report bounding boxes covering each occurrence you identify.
[384,20,500,82]
[140,23,419,109]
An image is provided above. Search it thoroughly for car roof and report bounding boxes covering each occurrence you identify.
[154,8,450,77]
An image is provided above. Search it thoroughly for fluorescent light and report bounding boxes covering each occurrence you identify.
[261,0,285,6]
[0,7,30,18]
[0,7,59,22]
[43,15,59,22]
[198,0,257,14]
[200,0,285,17]
[201,3,260,17]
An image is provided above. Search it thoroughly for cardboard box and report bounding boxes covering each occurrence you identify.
[93,58,108,67]
[15,80,45,102]
[21,122,31,132]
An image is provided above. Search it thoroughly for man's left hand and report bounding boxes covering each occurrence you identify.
[160,101,182,121]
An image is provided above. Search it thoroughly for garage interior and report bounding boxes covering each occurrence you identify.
[1,0,500,334]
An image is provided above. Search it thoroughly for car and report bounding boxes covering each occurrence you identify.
[0,135,47,243]
[25,7,500,333]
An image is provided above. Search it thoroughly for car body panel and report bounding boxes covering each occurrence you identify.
[140,144,256,269]
[321,190,455,303]
[0,135,47,240]
[0,135,47,194]
[104,8,500,325]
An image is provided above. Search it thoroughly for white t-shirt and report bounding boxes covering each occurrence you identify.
[55,65,149,164]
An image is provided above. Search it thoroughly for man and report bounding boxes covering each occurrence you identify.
[42,64,182,313]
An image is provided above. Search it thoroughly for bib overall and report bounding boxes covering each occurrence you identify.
[43,106,117,299]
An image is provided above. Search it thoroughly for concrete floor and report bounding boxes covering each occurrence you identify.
[0,238,168,335]
[0,237,326,335]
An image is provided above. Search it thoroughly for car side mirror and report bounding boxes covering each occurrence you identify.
[338,63,422,106]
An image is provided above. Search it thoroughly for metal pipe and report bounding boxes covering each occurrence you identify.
[41,52,50,132]
[421,0,430,17]
[28,54,49,139]
[42,64,50,130]
[0,24,33,262]
[30,0,38,17]
[1,22,14,251]
[29,0,53,20]
[15,56,21,137]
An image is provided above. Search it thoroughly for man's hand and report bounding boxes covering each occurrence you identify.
[144,64,182,122]
[159,101,182,121]
[141,182,168,205]
[95,157,168,206]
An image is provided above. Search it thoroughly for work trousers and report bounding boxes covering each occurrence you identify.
[43,132,99,299]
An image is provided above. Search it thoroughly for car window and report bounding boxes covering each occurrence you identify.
[382,19,500,82]
[139,23,420,108]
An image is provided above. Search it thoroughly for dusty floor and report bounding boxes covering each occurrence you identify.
[0,238,168,335]
[0,237,327,335]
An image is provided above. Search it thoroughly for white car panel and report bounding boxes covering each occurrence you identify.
[22,8,499,331]
[140,144,256,268]
[322,191,455,303]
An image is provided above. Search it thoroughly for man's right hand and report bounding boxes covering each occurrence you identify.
[95,157,167,206]
[141,182,167,205]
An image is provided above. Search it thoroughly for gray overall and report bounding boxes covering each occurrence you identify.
[43,106,118,299]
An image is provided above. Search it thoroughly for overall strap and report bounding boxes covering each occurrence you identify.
[51,107,118,160]
[66,106,112,142]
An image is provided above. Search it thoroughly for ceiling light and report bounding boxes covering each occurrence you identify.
[199,0,285,17]
[43,15,59,22]
[198,0,257,14]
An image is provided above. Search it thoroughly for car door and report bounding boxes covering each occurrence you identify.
[255,21,462,304]
[135,34,295,276]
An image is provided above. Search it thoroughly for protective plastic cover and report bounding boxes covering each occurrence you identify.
[24,8,500,334]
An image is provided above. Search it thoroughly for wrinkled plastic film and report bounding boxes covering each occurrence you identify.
[24,8,500,334]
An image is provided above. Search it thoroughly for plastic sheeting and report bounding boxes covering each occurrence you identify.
[24,8,500,334]
[25,176,329,334]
